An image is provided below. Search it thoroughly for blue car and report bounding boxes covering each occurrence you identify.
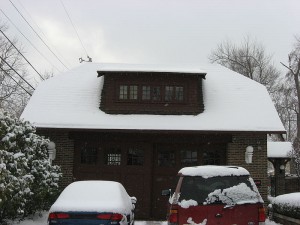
[48,180,136,225]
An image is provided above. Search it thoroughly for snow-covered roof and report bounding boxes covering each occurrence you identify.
[267,142,292,158]
[178,165,250,178]
[49,180,133,214]
[96,63,206,75]
[21,63,285,133]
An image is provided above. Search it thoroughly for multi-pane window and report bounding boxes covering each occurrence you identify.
[203,151,221,165]
[175,86,184,101]
[158,149,175,167]
[142,86,151,100]
[118,84,184,103]
[165,86,174,101]
[152,86,161,101]
[119,85,138,100]
[80,143,97,164]
[105,148,122,165]
[127,148,144,166]
[130,85,138,100]
[180,149,197,166]
[119,85,128,100]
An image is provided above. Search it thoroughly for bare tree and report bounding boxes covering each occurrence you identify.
[273,82,297,141]
[209,36,281,94]
[209,36,286,141]
[281,36,300,139]
[281,36,300,178]
[0,22,33,117]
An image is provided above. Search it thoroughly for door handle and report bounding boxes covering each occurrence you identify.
[215,213,222,218]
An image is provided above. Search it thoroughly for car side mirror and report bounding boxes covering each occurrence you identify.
[130,197,137,211]
[161,189,171,196]
[131,196,137,204]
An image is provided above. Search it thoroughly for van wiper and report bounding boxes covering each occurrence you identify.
[205,193,236,208]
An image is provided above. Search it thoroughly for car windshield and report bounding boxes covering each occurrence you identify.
[178,175,260,206]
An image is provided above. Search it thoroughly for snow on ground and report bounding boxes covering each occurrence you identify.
[8,212,281,225]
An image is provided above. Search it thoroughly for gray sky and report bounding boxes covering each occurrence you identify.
[1,0,300,80]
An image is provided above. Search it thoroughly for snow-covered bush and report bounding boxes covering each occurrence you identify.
[272,192,300,219]
[0,112,61,223]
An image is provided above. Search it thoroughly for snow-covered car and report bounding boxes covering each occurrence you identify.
[162,165,266,225]
[48,180,136,225]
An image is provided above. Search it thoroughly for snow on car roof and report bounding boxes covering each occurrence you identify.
[179,165,250,178]
[49,181,133,214]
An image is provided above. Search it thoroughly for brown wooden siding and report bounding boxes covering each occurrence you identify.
[100,72,205,115]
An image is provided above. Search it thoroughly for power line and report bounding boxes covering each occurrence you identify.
[0,29,44,80]
[0,55,35,90]
[8,0,69,70]
[0,9,62,73]
[60,0,92,61]
[0,67,32,96]
[15,0,72,68]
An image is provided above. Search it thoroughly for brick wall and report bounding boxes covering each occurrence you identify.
[38,129,269,204]
[227,133,268,203]
[38,129,74,188]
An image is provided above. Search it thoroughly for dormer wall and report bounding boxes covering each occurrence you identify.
[100,72,205,115]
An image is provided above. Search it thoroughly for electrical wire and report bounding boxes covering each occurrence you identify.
[0,67,32,96]
[60,0,89,57]
[0,55,35,90]
[15,0,72,68]
[0,29,44,80]
[0,9,62,73]
[8,0,69,70]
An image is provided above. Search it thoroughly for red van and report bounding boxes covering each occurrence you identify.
[162,165,266,225]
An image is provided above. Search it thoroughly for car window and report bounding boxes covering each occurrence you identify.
[178,175,259,205]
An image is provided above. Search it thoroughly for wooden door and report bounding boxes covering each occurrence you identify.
[73,140,152,219]
[151,143,227,220]
[152,144,180,219]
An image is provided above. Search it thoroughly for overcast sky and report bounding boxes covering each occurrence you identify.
[1,0,300,81]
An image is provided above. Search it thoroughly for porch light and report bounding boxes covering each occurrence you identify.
[245,146,254,164]
[279,164,285,174]
[48,141,56,164]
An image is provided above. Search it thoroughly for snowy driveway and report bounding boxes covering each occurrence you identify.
[9,211,281,225]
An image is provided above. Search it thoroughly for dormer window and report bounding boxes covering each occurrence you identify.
[165,86,173,101]
[165,86,184,102]
[119,85,128,100]
[175,86,184,101]
[130,85,138,100]
[152,86,161,101]
[119,85,138,100]
[118,84,185,103]
[99,70,206,115]
[142,86,151,100]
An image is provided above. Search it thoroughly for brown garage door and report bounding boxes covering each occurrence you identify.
[74,140,152,219]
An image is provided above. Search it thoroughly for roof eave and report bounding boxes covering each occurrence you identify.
[96,70,207,79]
[35,126,286,134]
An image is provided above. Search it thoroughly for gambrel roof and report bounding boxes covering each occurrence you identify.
[21,63,285,133]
